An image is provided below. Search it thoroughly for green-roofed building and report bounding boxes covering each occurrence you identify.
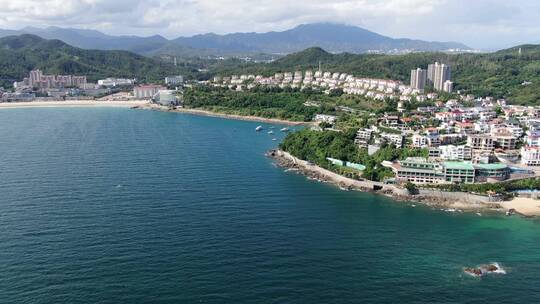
[394,158,510,185]
[326,158,366,171]
[393,157,446,184]
[444,162,475,184]
[474,163,510,181]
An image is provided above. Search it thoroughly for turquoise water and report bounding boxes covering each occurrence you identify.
[1,108,540,303]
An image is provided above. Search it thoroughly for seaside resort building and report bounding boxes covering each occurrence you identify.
[390,157,510,185]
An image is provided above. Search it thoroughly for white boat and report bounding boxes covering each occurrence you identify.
[272,138,277,141]
[280,127,290,132]
[255,126,263,131]
[268,131,274,134]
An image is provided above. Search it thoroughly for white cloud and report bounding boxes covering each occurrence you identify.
[0,0,538,49]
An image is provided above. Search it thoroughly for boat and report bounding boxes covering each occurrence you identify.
[280,127,290,132]
[268,131,274,134]
[255,126,263,131]
[272,138,277,141]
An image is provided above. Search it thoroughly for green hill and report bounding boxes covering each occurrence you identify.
[0,34,198,88]
[212,46,540,105]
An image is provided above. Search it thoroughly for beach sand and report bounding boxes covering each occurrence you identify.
[501,197,540,216]
[0,100,150,109]
[137,104,311,126]
[174,108,309,126]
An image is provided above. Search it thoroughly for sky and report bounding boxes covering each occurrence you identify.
[0,0,538,50]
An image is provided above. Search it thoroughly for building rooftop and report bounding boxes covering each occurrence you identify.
[474,163,508,170]
[403,157,431,162]
[444,162,475,170]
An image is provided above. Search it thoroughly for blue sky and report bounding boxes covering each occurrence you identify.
[0,0,538,50]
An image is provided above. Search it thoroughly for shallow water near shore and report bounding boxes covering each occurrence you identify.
[1,108,540,303]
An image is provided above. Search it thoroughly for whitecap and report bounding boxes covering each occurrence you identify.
[490,263,507,275]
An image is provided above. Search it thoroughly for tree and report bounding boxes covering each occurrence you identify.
[405,182,419,195]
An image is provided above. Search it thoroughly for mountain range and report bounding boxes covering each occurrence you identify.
[0,23,470,57]
[1,33,539,106]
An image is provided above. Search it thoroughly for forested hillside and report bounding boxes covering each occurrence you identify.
[212,46,540,105]
[0,34,199,88]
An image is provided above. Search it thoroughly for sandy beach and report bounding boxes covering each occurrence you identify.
[501,197,540,216]
[174,108,309,126]
[0,101,307,126]
[0,100,150,109]
[137,104,311,126]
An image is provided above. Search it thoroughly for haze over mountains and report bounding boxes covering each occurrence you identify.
[0,23,470,57]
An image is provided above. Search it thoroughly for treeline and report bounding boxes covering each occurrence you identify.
[182,85,379,121]
[279,129,427,181]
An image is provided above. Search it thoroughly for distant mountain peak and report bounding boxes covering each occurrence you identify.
[0,34,53,49]
[292,22,372,31]
[0,23,471,57]
[173,23,470,54]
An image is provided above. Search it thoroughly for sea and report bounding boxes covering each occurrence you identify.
[1,107,540,303]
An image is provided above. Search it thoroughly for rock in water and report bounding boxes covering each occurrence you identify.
[464,263,503,277]
[464,267,484,277]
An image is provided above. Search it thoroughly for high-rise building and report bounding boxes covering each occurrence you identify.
[24,70,87,89]
[56,75,73,87]
[427,63,436,85]
[410,68,427,90]
[29,69,43,87]
[72,76,87,88]
[443,80,454,93]
[431,62,451,91]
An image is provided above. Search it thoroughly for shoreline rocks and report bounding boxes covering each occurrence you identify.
[268,149,505,215]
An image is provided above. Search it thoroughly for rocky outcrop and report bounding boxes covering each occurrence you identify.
[464,263,505,277]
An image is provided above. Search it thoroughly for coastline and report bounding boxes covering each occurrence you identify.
[137,104,311,126]
[0,100,150,109]
[267,149,537,216]
[4,100,539,216]
[501,198,540,217]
